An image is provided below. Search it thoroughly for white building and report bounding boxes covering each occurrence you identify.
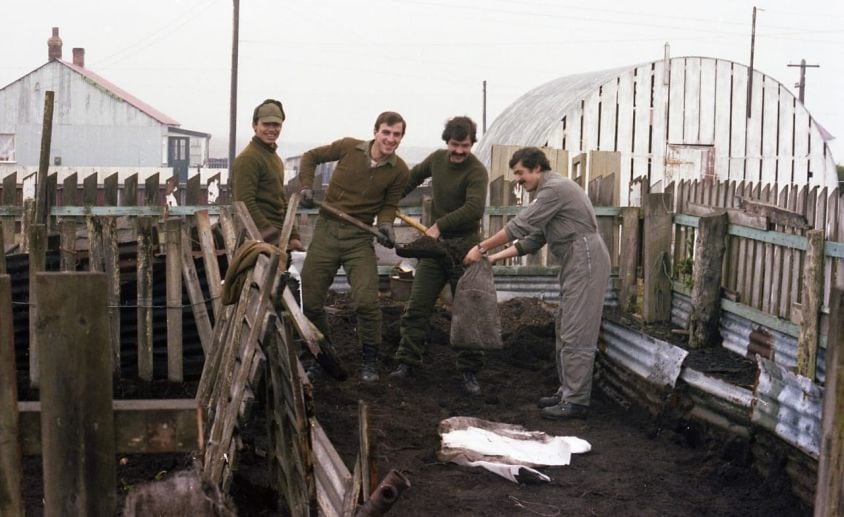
[0,28,211,181]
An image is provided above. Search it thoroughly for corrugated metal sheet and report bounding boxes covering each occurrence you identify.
[752,357,823,458]
[673,291,826,382]
[600,320,688,388]
[679,368,754,437]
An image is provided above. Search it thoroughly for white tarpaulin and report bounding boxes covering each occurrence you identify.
[437,416,591,484]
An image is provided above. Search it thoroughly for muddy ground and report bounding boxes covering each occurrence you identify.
[20,295,810,516]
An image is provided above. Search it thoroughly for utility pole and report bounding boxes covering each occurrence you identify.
[746,6,761,118]
[228,0,240,199]
[788,59,820,104]
[482,80,487,135]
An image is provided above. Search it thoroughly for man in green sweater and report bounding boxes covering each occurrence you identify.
[232,99,303,250]
[298,112,410,382]
[389,116,489,394]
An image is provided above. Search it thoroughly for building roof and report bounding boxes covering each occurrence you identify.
[475,57,836,166]
[475,65,630,165]
[58,59,180,126]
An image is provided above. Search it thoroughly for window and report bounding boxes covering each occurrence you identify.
[0,134,14,162]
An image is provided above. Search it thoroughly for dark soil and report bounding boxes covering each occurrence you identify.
[303,295,808,517]
[18,296,809,516]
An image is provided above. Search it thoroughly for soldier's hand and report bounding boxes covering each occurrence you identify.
[299,187,315,209]
[376,223,396,248]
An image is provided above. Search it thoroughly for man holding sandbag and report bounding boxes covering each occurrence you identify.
[389,116,489,395]
[464,146,610,419]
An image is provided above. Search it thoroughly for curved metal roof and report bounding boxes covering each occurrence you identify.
[475,64,632,165]
[475,56,835,168]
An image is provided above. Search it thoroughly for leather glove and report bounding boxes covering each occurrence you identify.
[376,222,396,248]
[299,187,315,209]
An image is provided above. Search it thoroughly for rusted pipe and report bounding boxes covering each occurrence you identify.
[355,469,411,517]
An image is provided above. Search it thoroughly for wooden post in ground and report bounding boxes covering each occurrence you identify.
[166,218,183,381]
[34,91,54,226]
[137,217,154,381]
[28,223,47,388]
[618,207,640,313]
[36,272,116,516]
[797,229,825,380]
[642,194,673,323]
[0,275,23,517]
[1,172,15,249]
[59,173,78,271]
[688,212,729,349]
[815,288,844,516]
[0,225,6,275]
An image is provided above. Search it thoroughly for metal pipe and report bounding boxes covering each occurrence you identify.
[355,469,411,517]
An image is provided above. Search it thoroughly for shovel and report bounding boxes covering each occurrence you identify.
[394,210,452,262]
[314,200,390,241]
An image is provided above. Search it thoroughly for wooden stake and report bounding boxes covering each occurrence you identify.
[0,275,23,517]
[796,229,824,380]
[181,224,213,354]
[619,207,640,313]
[688,212,728,349]
[36,272,116,517]
[166,218,184,382]
[28,224,46,388]
[815,288,844,515]
[642,194,673,323]
[137,217,154,381]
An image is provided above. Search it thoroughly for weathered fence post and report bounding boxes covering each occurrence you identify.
[0,225,6,275]
[28,223,47,388]
[0,275,23,517]
[36,272,116,516]
[642,193,673,323]
[1,172,15,249]
[815,287,844,516]
[619,207,640,312]
[688,212,729,349]
[797,229,825,380]
[195,210,223,320]
[59,173,78,271]
[137,217,155,381]
[166,218,183,381]
[34,90,54,226]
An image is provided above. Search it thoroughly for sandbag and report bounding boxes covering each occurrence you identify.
[450,260,504,349]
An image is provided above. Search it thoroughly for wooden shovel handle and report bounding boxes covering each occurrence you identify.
[314,200,386,239]
[396,210,428,234]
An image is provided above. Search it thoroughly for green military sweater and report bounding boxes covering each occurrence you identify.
[403,150,488,238]
[299,138,409,226]
[232,136,299,240]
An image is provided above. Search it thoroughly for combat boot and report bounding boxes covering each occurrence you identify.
[361,344,380,382]
[389,363,413,378]
[537,390,562,408]
[462,371,481,395]
[541,401,588,420]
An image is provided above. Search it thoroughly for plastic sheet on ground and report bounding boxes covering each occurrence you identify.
[437,416,591,484]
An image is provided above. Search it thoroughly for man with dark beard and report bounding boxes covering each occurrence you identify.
[389,116,489,395]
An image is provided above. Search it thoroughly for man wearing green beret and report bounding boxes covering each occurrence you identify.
[232,98,304,251]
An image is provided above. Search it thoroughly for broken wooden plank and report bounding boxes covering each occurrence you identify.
[181,224,213,354]
[738,196,809,229]
[195,209,223,320]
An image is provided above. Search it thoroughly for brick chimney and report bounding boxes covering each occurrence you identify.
[73,48,85,68]
[47,27,62,60]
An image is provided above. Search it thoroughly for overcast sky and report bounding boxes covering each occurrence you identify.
[3,0,843,163]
